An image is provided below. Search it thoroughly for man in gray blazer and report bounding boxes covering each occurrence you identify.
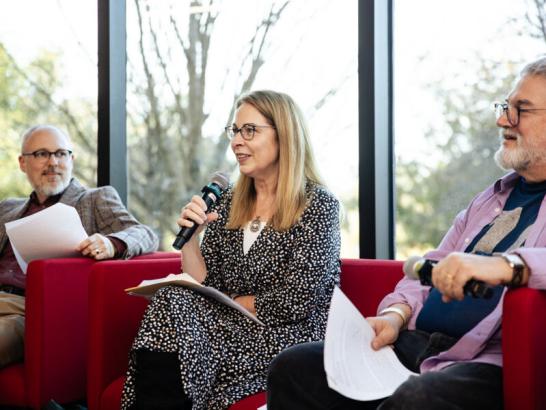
[0,124,159,368]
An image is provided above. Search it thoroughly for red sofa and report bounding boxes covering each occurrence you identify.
[86,258,546,410]
[0,252,178,409]
[0,258,96,408]
[86,258,403,410]
[87,256,182,410]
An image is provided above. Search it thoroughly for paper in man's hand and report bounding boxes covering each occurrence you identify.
[5,203,88,273]
[324,287,417,401]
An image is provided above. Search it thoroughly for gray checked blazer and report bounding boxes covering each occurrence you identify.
[0,178,159,259]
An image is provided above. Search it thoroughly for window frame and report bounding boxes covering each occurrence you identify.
[96,0,394,258]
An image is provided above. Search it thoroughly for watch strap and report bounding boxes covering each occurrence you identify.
[496,253,525,288]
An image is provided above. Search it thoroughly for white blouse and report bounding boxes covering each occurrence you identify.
[243,219,265,254]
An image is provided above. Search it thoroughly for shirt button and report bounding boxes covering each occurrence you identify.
[464,238,470,243]
[494,207,501,213]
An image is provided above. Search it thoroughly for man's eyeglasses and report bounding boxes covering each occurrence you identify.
[494,101,546,127]
[21,149,73,162]
[224,123,276,141]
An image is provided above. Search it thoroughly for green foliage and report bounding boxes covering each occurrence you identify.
[0,42,97,200]
[395,59,517,257]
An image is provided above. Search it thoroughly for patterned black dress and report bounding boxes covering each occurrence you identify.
[121,183,341,409]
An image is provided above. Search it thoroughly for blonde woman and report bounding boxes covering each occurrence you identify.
[122,90,341,410]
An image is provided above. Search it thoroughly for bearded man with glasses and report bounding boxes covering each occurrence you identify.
[267,58,546,410]
[0,124,158,369]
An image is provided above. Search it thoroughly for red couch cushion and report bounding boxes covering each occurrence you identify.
[88,257,403,410]
[100,377,125,410]
[0,364,26,404]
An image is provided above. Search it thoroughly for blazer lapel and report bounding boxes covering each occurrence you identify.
[59,178,86,207]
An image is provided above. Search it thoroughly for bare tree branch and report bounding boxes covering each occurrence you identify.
[0,43,92,153]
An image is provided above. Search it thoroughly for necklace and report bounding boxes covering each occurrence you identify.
[249,216,262,233]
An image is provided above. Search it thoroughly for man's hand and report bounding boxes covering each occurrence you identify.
[431,252,515,302]
[77,233,116,260]
[367,315,402,350]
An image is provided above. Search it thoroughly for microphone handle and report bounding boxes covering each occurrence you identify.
[463,280,494,299]
[172,192,216,250]
[417,260,493,299]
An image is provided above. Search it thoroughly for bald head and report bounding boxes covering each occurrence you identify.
[19,124,74,203]
[21,125,73,153]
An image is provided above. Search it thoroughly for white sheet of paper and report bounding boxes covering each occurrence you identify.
[126,272,266,326]
[5,203,88,273]
[324,287,418,401]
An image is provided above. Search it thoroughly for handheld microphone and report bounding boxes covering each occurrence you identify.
[403,255,494,299]
[172,172,229,250]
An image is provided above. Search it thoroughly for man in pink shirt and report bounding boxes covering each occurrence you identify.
[267,57,546,409]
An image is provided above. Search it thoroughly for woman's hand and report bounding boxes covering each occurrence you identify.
[232,295,256,314]
[176,195,219,240]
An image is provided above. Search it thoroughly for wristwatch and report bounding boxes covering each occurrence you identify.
[497,253,525,288]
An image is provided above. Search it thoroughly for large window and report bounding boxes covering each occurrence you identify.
[126,0,359,256]
[0,0,98,197]
[394,0,545,258]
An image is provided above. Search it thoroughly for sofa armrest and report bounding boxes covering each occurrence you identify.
[87,257,181,410]
[503,287,546,410]
[25,258,96,407]
[340,258,404,317]
[133,251,180,260]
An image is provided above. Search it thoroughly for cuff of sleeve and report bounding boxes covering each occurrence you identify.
[379,306,408,328]
[107,236,127,258]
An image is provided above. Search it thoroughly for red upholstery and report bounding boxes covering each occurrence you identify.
[503,287,546,410]
[340,258,404,316]
[0,252,178,409]
[229,392,268,409]
[86,257,545,410]
[87,258,404,410]
[0,258,95,409]
[87,257,182,410]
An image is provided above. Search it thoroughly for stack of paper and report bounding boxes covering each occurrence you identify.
[324,287,417,401]
[5,203,88,273]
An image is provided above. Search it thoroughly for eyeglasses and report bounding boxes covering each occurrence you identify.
[494,101,546,127]
[224,123,276,141]
[21,149,73,162]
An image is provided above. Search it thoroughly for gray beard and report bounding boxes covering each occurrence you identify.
[494,146,531,172]
[34,176,70,198]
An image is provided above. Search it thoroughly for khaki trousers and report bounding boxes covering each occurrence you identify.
[0,292,25,368]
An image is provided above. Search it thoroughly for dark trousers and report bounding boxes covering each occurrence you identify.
[267,331,503,410]
[131,350,192,410]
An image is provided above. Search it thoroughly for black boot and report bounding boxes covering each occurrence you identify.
[133,350,192,410]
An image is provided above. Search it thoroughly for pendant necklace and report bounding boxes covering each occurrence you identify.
[250,216,261,233]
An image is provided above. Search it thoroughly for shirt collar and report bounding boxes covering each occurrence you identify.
[29,191,64,207]
[493,171,521,194]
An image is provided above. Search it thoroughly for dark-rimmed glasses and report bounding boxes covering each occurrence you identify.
[21,149,73,163]
[224,123,276,141]
[494,101,546,127]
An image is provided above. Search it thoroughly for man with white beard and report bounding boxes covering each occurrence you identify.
[267,57,546,409]
[0,124,158,368]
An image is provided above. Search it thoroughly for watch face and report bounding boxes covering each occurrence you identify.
[504,254,524,268]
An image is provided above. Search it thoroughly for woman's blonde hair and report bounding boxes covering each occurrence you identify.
[227,90,323,231]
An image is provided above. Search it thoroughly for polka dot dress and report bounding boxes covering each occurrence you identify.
[121,183,341,410]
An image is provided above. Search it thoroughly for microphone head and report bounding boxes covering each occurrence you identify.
[210,171,230,190]
[403,255,423,280]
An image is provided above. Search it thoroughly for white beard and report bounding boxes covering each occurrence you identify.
[494,134,546,172]
[34,173,71,198]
